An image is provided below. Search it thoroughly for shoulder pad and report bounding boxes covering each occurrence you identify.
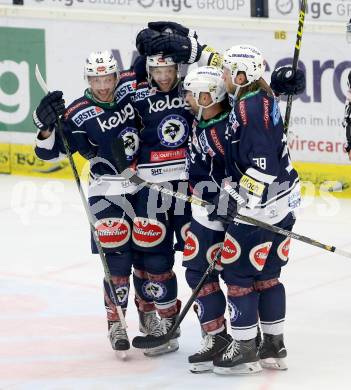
[64,98,90,120]
[120,70,136,80]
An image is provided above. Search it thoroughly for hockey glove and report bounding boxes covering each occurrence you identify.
[270,67,306,96]
[33,91,65,131]
[206,190,239,225]
[136,28,161,55]
[147,32,202,64]
[148,21,198,39]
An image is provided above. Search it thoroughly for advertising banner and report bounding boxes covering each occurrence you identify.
[0,13,350,183]
[0,27,46,133]
[269,0,351,22]
[23,0,251,17]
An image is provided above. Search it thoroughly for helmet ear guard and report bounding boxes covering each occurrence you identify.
[183,66,226,109]
[222,44,265,87]
[84,50,119,79]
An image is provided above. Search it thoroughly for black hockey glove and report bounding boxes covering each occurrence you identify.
[270,66,306,96]
[148,21,197,39]
[206,190,239,225]
[33,91,65,131]
[136,28,161,55]
[147,32,202,64]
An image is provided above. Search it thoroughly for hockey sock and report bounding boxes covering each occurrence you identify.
[186,269,226,334]
[103,276,130,321]
[133,268,155,312]
[227,285,259,340]
[147,270,178,318]
[256,279,286,335]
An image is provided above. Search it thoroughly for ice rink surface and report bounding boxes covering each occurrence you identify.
[1,175,351,390]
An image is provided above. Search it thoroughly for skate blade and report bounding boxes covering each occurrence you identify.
[260,357,288,370]
[213,361,262,375]
[143,339,179,357]
[190,361,213,374]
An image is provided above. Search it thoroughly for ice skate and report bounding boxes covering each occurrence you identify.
[108,320,130,358]
[259,333,288,370]
[188,330,232,373]
[138,310,170,357]
[213,338,262,375]
[143,315,180,357]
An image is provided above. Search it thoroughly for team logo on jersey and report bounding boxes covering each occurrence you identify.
[118,127,139,160]
[132,217,166,247]
[72,106,104,127]
[95,218,130,248]
[97,103,135,132]
[183,231,199,261]
[142,281,167,300]
[206,242,224,271]
[228,301,240,322]
[221,233,241,264]
[277,237,290,262]
[194,299,204,320]
[180,222,191,242]
[249,242,272,271]
[158,114,189,148]
[115,285,129,305]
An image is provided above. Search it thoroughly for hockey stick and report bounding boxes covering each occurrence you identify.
[283,0,307,134]
[35,65,127,330]
[111,138,351,260]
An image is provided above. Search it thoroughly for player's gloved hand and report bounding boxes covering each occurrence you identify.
[148,21,197,39]
[33,91,65,131]
[147,32,203,64]
[132,55,147,83]
[206,190,238,225]
[136,28,161,55]
[270,66,305,95]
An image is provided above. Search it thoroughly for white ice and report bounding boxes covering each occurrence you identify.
[1,175,351,390]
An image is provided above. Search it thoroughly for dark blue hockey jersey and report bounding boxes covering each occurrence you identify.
[225,89,301,225]
[117,74,193,183]
[187,111,229,203]
[35,80,139,197]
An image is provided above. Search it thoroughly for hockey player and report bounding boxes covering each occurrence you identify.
[204,44,301,375]
[121,53,195,356]
[33,50,162,354]
[181,66,233,373]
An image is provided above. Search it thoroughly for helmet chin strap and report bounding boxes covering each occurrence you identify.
[196,106,203,121]
[195,96,216,120]
[228,86,240,107]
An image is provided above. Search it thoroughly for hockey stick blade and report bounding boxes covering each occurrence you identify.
[35,65,49,94]
[132,334,170,349]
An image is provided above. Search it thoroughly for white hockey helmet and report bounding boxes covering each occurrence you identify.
[84,50,119,78]
[146,53,176,70]
[183,66,226,107]
[222,45,265,87]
